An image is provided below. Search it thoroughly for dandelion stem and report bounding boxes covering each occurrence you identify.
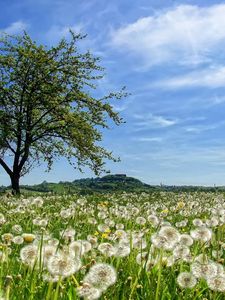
[46,281,53,300]
[53,277,61,300]
[72,275,79,287]
[155,250,163,300]
[5,286,10,300]
[128,267,142,300]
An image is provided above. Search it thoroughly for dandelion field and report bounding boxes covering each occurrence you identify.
[0,191,224,300]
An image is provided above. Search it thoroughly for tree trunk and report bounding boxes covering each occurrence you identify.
[10,173,20,195]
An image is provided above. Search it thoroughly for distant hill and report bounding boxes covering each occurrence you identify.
[1,174,222,195]
[20,174,155,194]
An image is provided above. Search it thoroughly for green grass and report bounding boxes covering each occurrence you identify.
[0,191,224,299]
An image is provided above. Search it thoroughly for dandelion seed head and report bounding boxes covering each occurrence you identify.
[77,283,101,300]
[20,244,38,267]
[47,253,81,277]
[177,272,197,289]
[207,275,225,292]
[84,263,117,292]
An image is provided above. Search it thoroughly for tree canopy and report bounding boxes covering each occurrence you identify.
[0,32,126,194]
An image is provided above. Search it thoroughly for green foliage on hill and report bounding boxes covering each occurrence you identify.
[2,174,222,195]
[19,174,155,194]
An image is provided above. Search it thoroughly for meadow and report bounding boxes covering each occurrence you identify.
[0,191,224,299]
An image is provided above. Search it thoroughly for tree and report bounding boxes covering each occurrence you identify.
[0,32,126,194]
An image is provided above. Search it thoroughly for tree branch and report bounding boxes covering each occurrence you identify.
[0,157,12,176]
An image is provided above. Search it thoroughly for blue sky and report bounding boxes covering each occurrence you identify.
[1,0,225,186]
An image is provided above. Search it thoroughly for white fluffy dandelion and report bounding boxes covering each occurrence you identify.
[147,215,159,227]
[190,227,212,242]
[158,226,180,248]
[177,272,197,289]
[42,245,57,266]
[77,283,101,300]
[12,236,24,245]
[207,275,225,292]
[84,263,117,292]
[98,243,116,257]
[191,262,218,280]
[20,244,38,267]
[173,245,190,260]
[69,241,86,258]
[136,217,146,225]
[114,243,130,257]
[179,234,193,247]
[47,253,81,277]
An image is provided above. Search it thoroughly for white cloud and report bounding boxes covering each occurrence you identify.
[1,21,28,34]
[184,120,225,133]
[134,137,163,142]
[155,66,225,89]
[134,113,177,129]
[111,4,225,66]
[150,115,177,127]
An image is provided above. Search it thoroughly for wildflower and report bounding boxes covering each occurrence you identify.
[192,218,203,227]
[132,237,147,250]
[136,217,146,225]
[42,273,60,282]
[212,250,223,259]
[151,234,171,250]
[194,254,210,264]
[190,227,212,242]
[88,218,98,225]
[20,244,38,267]
[32,196,44,207]
[207,275,225,292]
[173,245,190,260]
[11,224,22,234]
[136,252,149,265]
[77,283,101,300]
[22,233,36,243]
[47,252,81,277]
[97,224,110,233]
[47,238,59,246]
[147,215,159,227]
[164,255,176,267]
[84,263,117,292]
[131,207,140,215]
[175,221,188,228]
[179,234,193,246]
[87,235,98,248]
[78,240,92,253]
[42,245,57,266]
[176,201,185,210]
[205,217,219,227]
[114,243,130,257]
[0,251,6,262]
[177,272,197,288]
[0,214,6,225]
[60,228,76,242]
[39,219,48,227]
[98,243,116,257]
[114,230,127,240]
[12,236,24,245]
[2,233,13,244]
[158,226,180,245]
[98,212,107,219]
[116,223,124,230]
[161,208,169,216]
[69,241,85,258]
[191,261,218,280]
[101,233,109,239]
[60,209,72,219]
